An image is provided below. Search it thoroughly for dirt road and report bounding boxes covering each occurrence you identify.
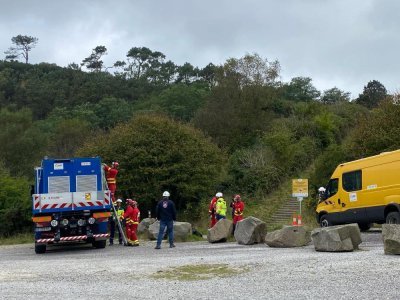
[0,231,398,300]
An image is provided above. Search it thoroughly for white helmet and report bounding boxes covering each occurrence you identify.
[216,192,223,198]
[318,187,326,192]
[163,191,170,197]
[116,199,123,203]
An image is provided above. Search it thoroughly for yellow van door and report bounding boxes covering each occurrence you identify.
[320,178,342,225]
[340,170,368,224]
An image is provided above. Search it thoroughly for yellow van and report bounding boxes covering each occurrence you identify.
[316,149,400,230]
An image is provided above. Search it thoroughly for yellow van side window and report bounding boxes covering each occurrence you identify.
[326,178,338,198]
[343,170,362,192]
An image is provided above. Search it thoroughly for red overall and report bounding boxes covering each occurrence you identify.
[104,164,118,202]
[233,201,245,224]
[208,197,218,227]
[123,205,140,244]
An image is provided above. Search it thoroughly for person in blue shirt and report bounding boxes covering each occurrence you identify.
[155,191,177,249]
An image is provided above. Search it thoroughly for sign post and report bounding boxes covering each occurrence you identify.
[292,179,308,223]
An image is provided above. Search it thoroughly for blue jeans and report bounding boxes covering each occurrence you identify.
[156,220,174,247]
[216,214,226,221]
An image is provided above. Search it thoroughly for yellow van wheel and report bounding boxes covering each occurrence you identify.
[386,212,400,224]
[358,223,371,231]
[320,215,331,227]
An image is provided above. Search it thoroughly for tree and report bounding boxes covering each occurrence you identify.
[321,87,350,104]
[4,35,38,64]
[348,101,400,157]
[0,108,48,177]
[133,84,209,121]
[356,80,388,109]
[77,114,226,213]
[219,53,280,87]
[81,46,108,72]
[199,63,217,87]
[283,77,321,102]
[48,118,92,158]
[126,47,165,79]
[0,164,31,236]
[176,62,197,84]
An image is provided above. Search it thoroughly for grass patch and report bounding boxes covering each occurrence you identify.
[152,263,248,281]
[0,232,33,245]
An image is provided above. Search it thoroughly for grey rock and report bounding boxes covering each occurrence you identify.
[147,221,192,241]
[207,219,233,243]
[382,224,400,255]
[311,223,361,252]
[265,226,311,247]
[138,218,156,236]
[234,216,266,245]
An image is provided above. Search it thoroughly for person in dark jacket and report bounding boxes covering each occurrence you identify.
[155,191,177,249]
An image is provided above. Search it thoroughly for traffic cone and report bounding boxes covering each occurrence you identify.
[292,213,298,226]
[297,214,303,226]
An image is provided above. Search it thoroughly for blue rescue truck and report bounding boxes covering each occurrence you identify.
[32,157,112,254]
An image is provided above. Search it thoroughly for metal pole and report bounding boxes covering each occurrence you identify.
[111,203,128,246]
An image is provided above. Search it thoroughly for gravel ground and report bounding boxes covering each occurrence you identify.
[0,231,398,300]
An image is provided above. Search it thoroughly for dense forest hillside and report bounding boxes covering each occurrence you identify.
[0,47,397,236]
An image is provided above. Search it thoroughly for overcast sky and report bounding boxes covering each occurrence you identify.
[1,0,398,98]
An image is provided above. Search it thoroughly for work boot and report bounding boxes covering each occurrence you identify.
[109,240,114,246]
[119,240,122,245]
[169,244,176,248]
[155,245,161,249]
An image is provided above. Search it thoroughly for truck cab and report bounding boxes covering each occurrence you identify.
[32,157,111,253]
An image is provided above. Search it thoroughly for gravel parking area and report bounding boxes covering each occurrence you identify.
[0,231,398,300]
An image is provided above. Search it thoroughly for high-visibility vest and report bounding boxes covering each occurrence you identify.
[216,198,227,216]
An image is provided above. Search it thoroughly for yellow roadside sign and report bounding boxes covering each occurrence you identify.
[292,179,308,197]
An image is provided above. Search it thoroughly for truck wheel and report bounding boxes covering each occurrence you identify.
[386,212,400,224]
[35,244,46,254]
[92,240,106,249]
[358,223,371,231]
[320,215,331,227]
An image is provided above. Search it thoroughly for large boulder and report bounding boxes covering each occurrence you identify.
[138,218,156,236]
[234,216,266,245]
[265,226,311,247]
[311,223,362,252]
[207,219,233,243]
[382,224,400,255]
[147,221,192,241]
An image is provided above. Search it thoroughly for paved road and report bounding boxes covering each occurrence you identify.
[0,231,398,300]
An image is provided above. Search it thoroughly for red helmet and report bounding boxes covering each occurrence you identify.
[112,161,119,168]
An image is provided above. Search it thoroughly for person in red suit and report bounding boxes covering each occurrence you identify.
[233,194,245,233]
[103,161,119,202]
[209,192,221,228]
[129,200,140,246]
[121,199,140,246]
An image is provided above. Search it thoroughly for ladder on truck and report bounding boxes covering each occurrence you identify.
[103,172,129,246]
[110,199,129,246]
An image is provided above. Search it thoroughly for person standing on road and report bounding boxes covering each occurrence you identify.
[155,191,176,249]
[129,200,140,246]
[109,198,124,245]
[232,194,245,233]
[215,193,227,221]
[208,193,219,228]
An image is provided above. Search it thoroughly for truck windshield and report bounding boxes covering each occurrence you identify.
[326,178,339,199]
